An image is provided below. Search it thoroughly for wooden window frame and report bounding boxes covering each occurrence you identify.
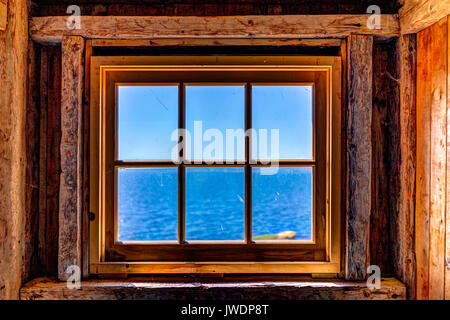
[89,56,341,275]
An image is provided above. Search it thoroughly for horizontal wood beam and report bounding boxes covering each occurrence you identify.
[20,277,406,300]
[400,0,450,34]
[30,15,400,44]
[91,38,343,48]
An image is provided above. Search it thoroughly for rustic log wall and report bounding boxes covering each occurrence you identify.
[0,0,36,299]
[17,0,428,300]
[415,16,449,300]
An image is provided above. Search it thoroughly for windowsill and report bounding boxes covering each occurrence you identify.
[20,277,406,300]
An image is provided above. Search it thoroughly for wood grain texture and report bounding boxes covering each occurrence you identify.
[416,17,449,300]
[20,277,406,300]
[400,0,450,34]
[345,35,373,281]
[391,34,417,300]
[90,38,343,48]
[0,0,6,31]
[371,40,398,275]
[59,36,85,281]
[29,15,400,44]
[0,0,29,300]
[43,46,61,275]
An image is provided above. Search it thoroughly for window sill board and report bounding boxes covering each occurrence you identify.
[20,277,406,300]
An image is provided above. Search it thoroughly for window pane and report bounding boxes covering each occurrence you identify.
[186,85,245,162]
[252,85,313,160]
[185,167,245,241]
[118,168,178,241]
[117,85,178,161]
[252,167,312,241]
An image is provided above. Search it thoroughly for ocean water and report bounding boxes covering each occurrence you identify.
[118,167,312,241]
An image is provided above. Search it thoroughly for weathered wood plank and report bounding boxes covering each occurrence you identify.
[29,15,400,44]
[400,0,450,34]
[427,17,447,301]
[0,0,6,31]
[0,0,29,300]
[391,34,417,300]
[416,17,449,300]
[345,35,373,281]
[20,277,406,300]
[416,24,431,300]
[371,40,397,275]
[59,36,85,281]
[45,46,61,275]
[91,38,343,48]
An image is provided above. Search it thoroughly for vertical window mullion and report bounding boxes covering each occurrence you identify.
[178,82,186,244]
[245,83,252,244]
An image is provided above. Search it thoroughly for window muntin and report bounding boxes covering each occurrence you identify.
[115,83,314,244]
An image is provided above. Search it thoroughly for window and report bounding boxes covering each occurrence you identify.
[90,56,341,274]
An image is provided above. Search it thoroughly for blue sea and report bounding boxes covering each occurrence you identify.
[118,167,312,241]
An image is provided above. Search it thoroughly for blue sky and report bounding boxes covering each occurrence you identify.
[117,85,312,161]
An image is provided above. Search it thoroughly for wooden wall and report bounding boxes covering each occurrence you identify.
[416,16,449,300]
[0,0,37,299]
[36,0,400,16]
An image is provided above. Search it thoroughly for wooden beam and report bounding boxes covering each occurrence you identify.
[91,38,342,48]
[20,277,406,300]
[392,34,417,300]
[416,17,448,300]
[0,0,6,31]
[400,0,450,34]
[345,35,373,281]
[30,15,400,44]
[59,36,85,281]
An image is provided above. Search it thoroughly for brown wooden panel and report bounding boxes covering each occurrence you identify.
[416,17,448,300]
[59,36,85,281]
[345,35,373,280]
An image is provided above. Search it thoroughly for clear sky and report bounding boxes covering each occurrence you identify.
[117,84,312,161]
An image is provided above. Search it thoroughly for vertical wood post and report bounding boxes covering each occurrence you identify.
[392,34,417,300]
[345,35,373,280]
[59,36,85,281]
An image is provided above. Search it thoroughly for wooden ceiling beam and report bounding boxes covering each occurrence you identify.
[400,0,450,35]
[29,14,400,44]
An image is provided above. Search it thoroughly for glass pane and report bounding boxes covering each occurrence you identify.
[185,167,245,241]
[252,167,312,241]
[117,85,178,161]
[118,168,178,241]
[252,85,313,160]
[186,85,245,162]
